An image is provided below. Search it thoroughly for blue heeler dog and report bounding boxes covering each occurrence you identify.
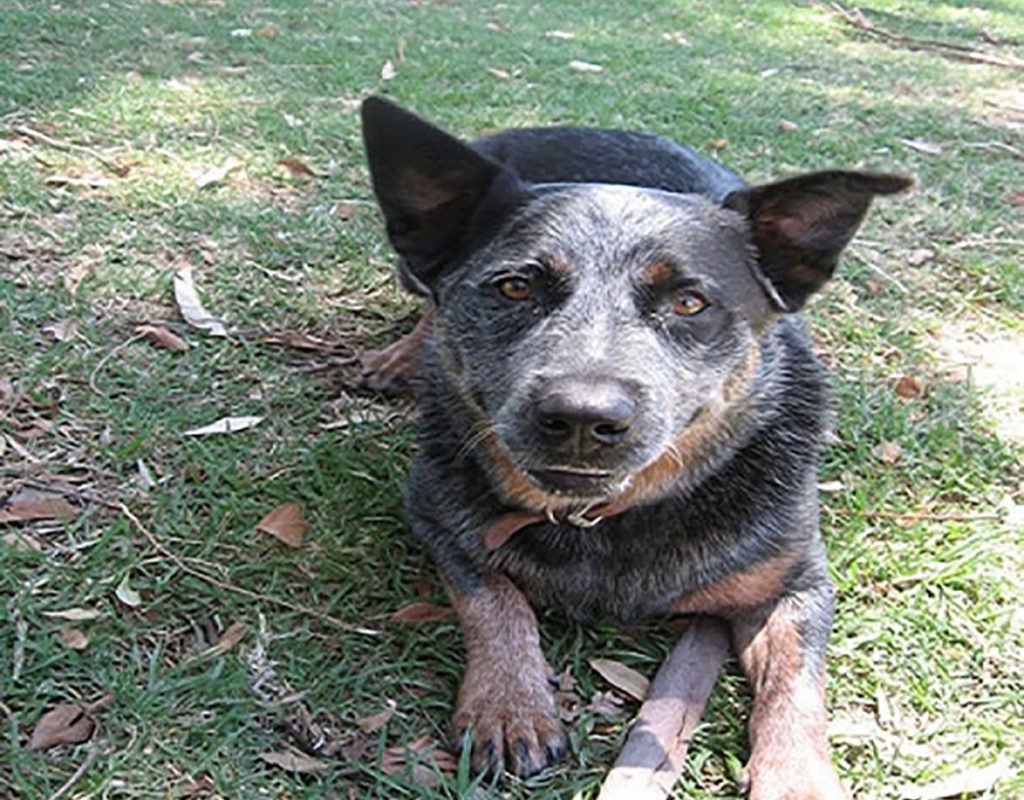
[360,95,910,799]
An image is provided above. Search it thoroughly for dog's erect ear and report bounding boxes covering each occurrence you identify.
[723,171,912,311]
[361,96,512,290]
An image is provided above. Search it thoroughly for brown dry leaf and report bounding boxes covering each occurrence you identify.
[3,530,43,552]
[898,758,1012,799]
[256,502,308,549]
[381,59,396,80]
[258,750,331,774]
[255,25,278,37]
[29,694,112,751]
[43,319,78,342]
[0,495,76,524]
[135,324,189,352]
[487,67,511,80]
[589,657,649,701]
[710,138,728,150]
[389,602,453,624]
[356,699,397,733]
[906,248,935,266]
[277,157,318,179]
[1009,190,1024,207]
[329,201,361,221]
[174,265,228,337]
[778,119,799,132]
[59,627,90,650]
[200,621,247,659]
[895,374,923,399]
[876,441,902,464]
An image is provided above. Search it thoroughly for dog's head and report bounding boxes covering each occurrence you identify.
[362,97,911,511]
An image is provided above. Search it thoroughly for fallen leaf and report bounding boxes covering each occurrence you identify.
[42,607,103,622]
[230,27,252,37]
[545,30,576,39]
[389,602,453,624]
[894,374,923,399]
[381,59,396,80]
[29,704,95,750]
[43,319,78,342]
[778,119,799,132]
[59,627,89,650]
[197,621,247,660]
[115,574,142,608]
[898,758,1012,799]
[380,736,456,787]
[710,138,729,150]
[3,531,43,552]
[357,699,397,733]
[569,59,603,73]
[0,495,76,524]
[876,440,902,464]
[818,480,844,493]
[258,750,330,774]
[586,689,625,717]
[589,657,649,701]
[63,261,92,296]
[486,67,511,80]
[277,157,318,179]
[900,138,943,156]
[255,25,278,37]
[662,31,690,45]
[173,266,228,337]
[256,502,307,548]
[194,157,240,189]
[135,324,189,352]
[906,248,935,266]
[329,201,361,221]
[1009,190,1024,207]
[183,415,263,436]
[29,694,112,751]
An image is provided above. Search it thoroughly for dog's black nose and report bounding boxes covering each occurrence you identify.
[536,377,636,450]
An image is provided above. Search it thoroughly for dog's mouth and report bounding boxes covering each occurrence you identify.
[528,466,621,497]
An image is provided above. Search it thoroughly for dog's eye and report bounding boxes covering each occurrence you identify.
[496,276,533,302]
[671,289,708,317]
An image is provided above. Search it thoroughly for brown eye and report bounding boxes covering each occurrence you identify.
[671,290,708,317]
[497,276,532,301]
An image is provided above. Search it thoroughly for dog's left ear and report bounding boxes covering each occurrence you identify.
[724,171,912,311]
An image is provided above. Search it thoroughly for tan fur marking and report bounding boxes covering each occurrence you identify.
[642,261,674,285]
[736,600,847,800]
[448,573,563,775]
[671,553,796,615]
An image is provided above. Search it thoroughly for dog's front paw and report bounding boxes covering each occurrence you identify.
[452,662,566,777]
[740,751,848,800]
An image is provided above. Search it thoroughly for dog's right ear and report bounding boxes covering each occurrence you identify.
[361,97,511,291]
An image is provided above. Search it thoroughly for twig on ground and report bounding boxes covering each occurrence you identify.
[118,502,381,636]
[12,125,130,176]
[826,4,1024,70]
[830,508,1001,523]
[597,616,731,800]
[45,744,99,800]
[88,332,147,396]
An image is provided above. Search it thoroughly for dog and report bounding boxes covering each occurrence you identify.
[360,95,910,799]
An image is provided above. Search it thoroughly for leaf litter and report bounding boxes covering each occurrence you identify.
[589,657,650,701]
[173,265,229,337]
[256,502,308,549]
[29,693,113,750]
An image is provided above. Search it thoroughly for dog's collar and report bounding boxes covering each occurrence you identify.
[483,497,635,551]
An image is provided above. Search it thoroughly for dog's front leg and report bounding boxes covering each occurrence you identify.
[445,569,566,777]
[731,583,848,800]
[436,565,565,778]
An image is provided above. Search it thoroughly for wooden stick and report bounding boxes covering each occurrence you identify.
[13,125,130,176]
[598,616,730,800]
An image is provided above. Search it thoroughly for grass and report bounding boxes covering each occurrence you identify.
[1,0,1021,797]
